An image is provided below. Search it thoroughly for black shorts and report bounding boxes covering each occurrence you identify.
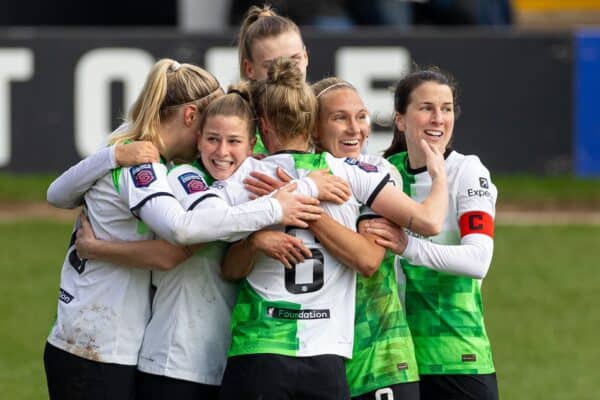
[419,373,499,400]
[136,370,220,400]
[351,382,420,400]
[43,342,137,400]
[220,353,350,400]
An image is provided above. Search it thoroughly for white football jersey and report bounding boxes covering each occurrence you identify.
[137,162,239,384]
[48,162,173,365]
[358,153,403,188]
[224,152,391,358]
[389,150,498,374]
[397,151,497,247]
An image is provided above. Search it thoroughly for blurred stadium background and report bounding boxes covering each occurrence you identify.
[0,1,599,399]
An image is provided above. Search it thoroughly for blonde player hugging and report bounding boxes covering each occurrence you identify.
[43,59,324,400]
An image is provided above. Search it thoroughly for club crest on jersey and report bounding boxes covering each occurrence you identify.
[479,177,489,189]
[130,164,156,188]
[178,172,209,194]
[344,157,378,173]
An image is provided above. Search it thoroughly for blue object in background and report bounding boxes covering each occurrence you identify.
[575,29,600,176]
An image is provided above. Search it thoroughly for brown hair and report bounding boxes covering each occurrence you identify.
[109,59,222,147]
[384,66,460,158]
[250,57,316,144]
[199,81,256,140]
[238,4,303,80]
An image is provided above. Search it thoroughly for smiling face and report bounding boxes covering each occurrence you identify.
[314,87,369,159]
[243,30,308,81]
[395,81,455,166]
[198,115,255,180]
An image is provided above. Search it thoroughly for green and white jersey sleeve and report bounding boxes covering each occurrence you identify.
[47,161,172,365]
[345,153,418,396]
[388,150,497,375]
[345,251,420,396]
[227,152,390,359]
[137,160,238,385]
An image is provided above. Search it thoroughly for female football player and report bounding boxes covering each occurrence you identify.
[219,58,448,400]
[43,59,321,400]
[364,68,499,400]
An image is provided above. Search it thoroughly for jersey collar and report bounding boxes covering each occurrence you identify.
[406,148,454,175]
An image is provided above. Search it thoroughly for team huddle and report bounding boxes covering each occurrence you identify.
[43,5,499,400]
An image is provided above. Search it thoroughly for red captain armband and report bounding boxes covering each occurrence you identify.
[459,211,494,238]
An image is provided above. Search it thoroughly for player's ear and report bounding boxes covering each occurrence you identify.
[394,111,406,132]
[242,58,255,80]
[303,45,309,69]
[259,116,269,137]
[183,104,198,127]
[247,136,257,156]
[311,126,321,151]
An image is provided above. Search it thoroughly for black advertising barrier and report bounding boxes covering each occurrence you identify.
[0,28,571,174]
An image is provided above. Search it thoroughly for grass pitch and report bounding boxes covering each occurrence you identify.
[0,221,71,399]
[0,221,597,399]
[2,171,600,207]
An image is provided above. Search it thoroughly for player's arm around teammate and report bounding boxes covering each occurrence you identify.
[221,3,323,277]
[219,58,449,400]
[70,86,311,400]
[43,61,320,400]
[222,168,376,279]
[75,213,197,271]
[364,68,499,400]
[45,58,227,400]
[47,141,160,208]
[310,77,423,400]
[310,79,449,237]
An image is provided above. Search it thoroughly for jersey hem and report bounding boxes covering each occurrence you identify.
[350,376,420,398]
[417,366,496,375]
[137,362,222,385]
[46,337,139,365]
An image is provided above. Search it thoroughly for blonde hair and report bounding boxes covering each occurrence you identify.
[109,58,222,146]
[250,57,316,143]
[311,77,357,122]
[199,82,256,140]
[238,4,302,80]
[312,77,356,99]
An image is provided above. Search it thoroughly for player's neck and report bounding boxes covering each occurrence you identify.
[407,153,426,170]
[270,136,310,153]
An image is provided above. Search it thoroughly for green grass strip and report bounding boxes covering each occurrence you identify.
[1,172,600,206]
[0,172,57,202]
[494,174,600,207]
